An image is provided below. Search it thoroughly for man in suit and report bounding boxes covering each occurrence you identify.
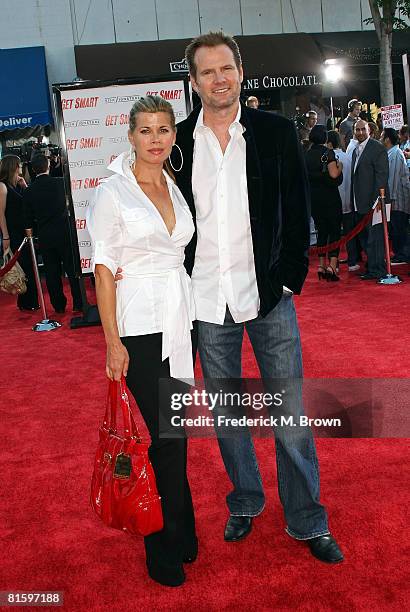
[173,31,343,563]
[350,120,389,280]
[23,154,82,312]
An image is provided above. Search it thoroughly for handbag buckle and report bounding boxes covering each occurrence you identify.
[113,452,132,479]
[104,452,112,464]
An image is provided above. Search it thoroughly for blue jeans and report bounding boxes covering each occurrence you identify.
[197,295,329,539]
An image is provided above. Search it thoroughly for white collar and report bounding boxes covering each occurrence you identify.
[106,151,175,187]
[193,104,243,139]
[358,136,370,150]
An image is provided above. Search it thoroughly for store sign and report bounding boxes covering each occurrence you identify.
[170,58,188,73]
[243,74,319,90]
[0,115,33,128]
[381,104,404,130]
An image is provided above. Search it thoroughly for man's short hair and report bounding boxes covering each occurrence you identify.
[383,127,399,146]
[399,124,409,136]
[185,31,242,79]
[246,96,259,106]
[31,154,49,174]
[306,110,318,117]
[348,98,362,111]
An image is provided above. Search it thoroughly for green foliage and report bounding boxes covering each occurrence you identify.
[364,0,410,31]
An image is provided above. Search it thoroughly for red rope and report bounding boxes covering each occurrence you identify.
[309,208,374,256]
[0,238,27,278]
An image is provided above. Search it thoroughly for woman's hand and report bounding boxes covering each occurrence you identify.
[2,237,10,253]
[106,341,129,381]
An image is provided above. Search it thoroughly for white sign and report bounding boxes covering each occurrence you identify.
[381,104,404,130]
[57,80,189,273]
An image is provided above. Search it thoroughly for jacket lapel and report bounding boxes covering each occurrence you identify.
[239,104,262,221]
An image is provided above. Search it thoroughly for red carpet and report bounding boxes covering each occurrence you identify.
[1,264,409,611]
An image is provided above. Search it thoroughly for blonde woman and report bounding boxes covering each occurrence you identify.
[87,96,197,587]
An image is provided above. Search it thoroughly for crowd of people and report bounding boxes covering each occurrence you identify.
[296,99,410,281]
[0,150,81,313]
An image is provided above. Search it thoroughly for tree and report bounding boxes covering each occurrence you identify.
[366,0,410,106]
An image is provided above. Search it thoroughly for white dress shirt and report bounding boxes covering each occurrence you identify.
[191,105,259,324]
[334,148,351,214]
[353,136,370,211]
[87,152,196,379]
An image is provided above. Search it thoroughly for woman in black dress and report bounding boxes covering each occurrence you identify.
[0,155,39,309]
[305,125,343,281]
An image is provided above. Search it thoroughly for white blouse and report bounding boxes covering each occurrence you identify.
[87,152,196,379]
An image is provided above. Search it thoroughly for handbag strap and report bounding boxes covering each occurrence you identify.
[103,376,142,441]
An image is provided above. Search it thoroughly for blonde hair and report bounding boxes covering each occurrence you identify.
[129,95,176,178]
[129,95,176,132]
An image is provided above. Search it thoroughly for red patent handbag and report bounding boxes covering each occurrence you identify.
[90,376,163,536]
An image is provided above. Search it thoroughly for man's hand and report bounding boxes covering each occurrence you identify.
[17,176,28,189]
[114,267,123,282]
[106,341,129,381]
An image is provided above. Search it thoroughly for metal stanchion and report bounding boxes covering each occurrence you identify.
[25,229,62,332]
[377,189,402,285]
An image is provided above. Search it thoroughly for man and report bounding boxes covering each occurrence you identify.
[350,120,389,280]
[246,95,259,109]
[310,97,330,126]
[399,124,410,169]
[173,31,343,563]
[382,127,410,264]
[339,99,362,151]
[23,154,82,313]
[298,110,317,141]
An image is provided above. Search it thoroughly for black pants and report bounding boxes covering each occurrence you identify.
[10,234,39,309]
[121,332,197,571]
[355,212,387,277]
[390,210,410,261]
[343,212,362,266]
[40,238,82,311]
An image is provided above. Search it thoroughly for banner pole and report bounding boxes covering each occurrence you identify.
[25,229,62,331]
[378,188,402,285]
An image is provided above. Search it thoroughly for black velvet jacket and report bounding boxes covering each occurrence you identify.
[174,103,311,317]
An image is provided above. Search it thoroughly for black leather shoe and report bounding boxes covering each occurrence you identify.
[224,516,253,542]
[307,534,344,563]
[146,562,185,587]
[360,273,379,280]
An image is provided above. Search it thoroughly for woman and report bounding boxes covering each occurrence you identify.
[368,121,380,141]
[305,125,343,281]
[87,96,197,587]
[0,155,39,310]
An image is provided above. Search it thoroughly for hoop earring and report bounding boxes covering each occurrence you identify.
[169,144,183,172]
[128,146,136,168]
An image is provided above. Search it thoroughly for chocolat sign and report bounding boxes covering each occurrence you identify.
[243,74,319,90]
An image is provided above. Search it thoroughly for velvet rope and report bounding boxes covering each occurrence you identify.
[309,208,374,256]
[0,238,28,278]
